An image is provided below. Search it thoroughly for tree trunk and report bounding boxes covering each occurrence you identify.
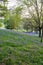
[39,27,41,37]
[42,23,43,37]
[42,29,43,37]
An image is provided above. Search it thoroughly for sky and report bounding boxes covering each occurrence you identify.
[8,0,17,8]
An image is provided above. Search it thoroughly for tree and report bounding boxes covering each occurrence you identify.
[0,0,8,25]
[19,0,43,37]
[5,6,23,29]
[23,18,34,32]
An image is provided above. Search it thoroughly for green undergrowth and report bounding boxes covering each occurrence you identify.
[0,29,43,65]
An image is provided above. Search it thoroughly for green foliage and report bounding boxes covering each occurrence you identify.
[0,22,3,27]
[0,0,8,23]
[5,18,16,29]
[5,6,22,29]
[5,58,14,65]
[3,0,8,2]
[23,18,33,31]
[5,14,21,29]
[15,6,23,14]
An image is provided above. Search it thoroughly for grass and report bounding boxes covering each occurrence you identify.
[0,29,43,65]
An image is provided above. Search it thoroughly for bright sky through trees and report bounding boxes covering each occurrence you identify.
[8,0,17,8]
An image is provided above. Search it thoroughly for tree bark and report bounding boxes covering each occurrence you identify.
[39,27,41,37]
[42,29,43,37]
[42,23,43,37]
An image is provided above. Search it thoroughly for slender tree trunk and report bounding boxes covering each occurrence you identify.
[39,27,41,37]
[42,29,43,37]
[42,23,43,37]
